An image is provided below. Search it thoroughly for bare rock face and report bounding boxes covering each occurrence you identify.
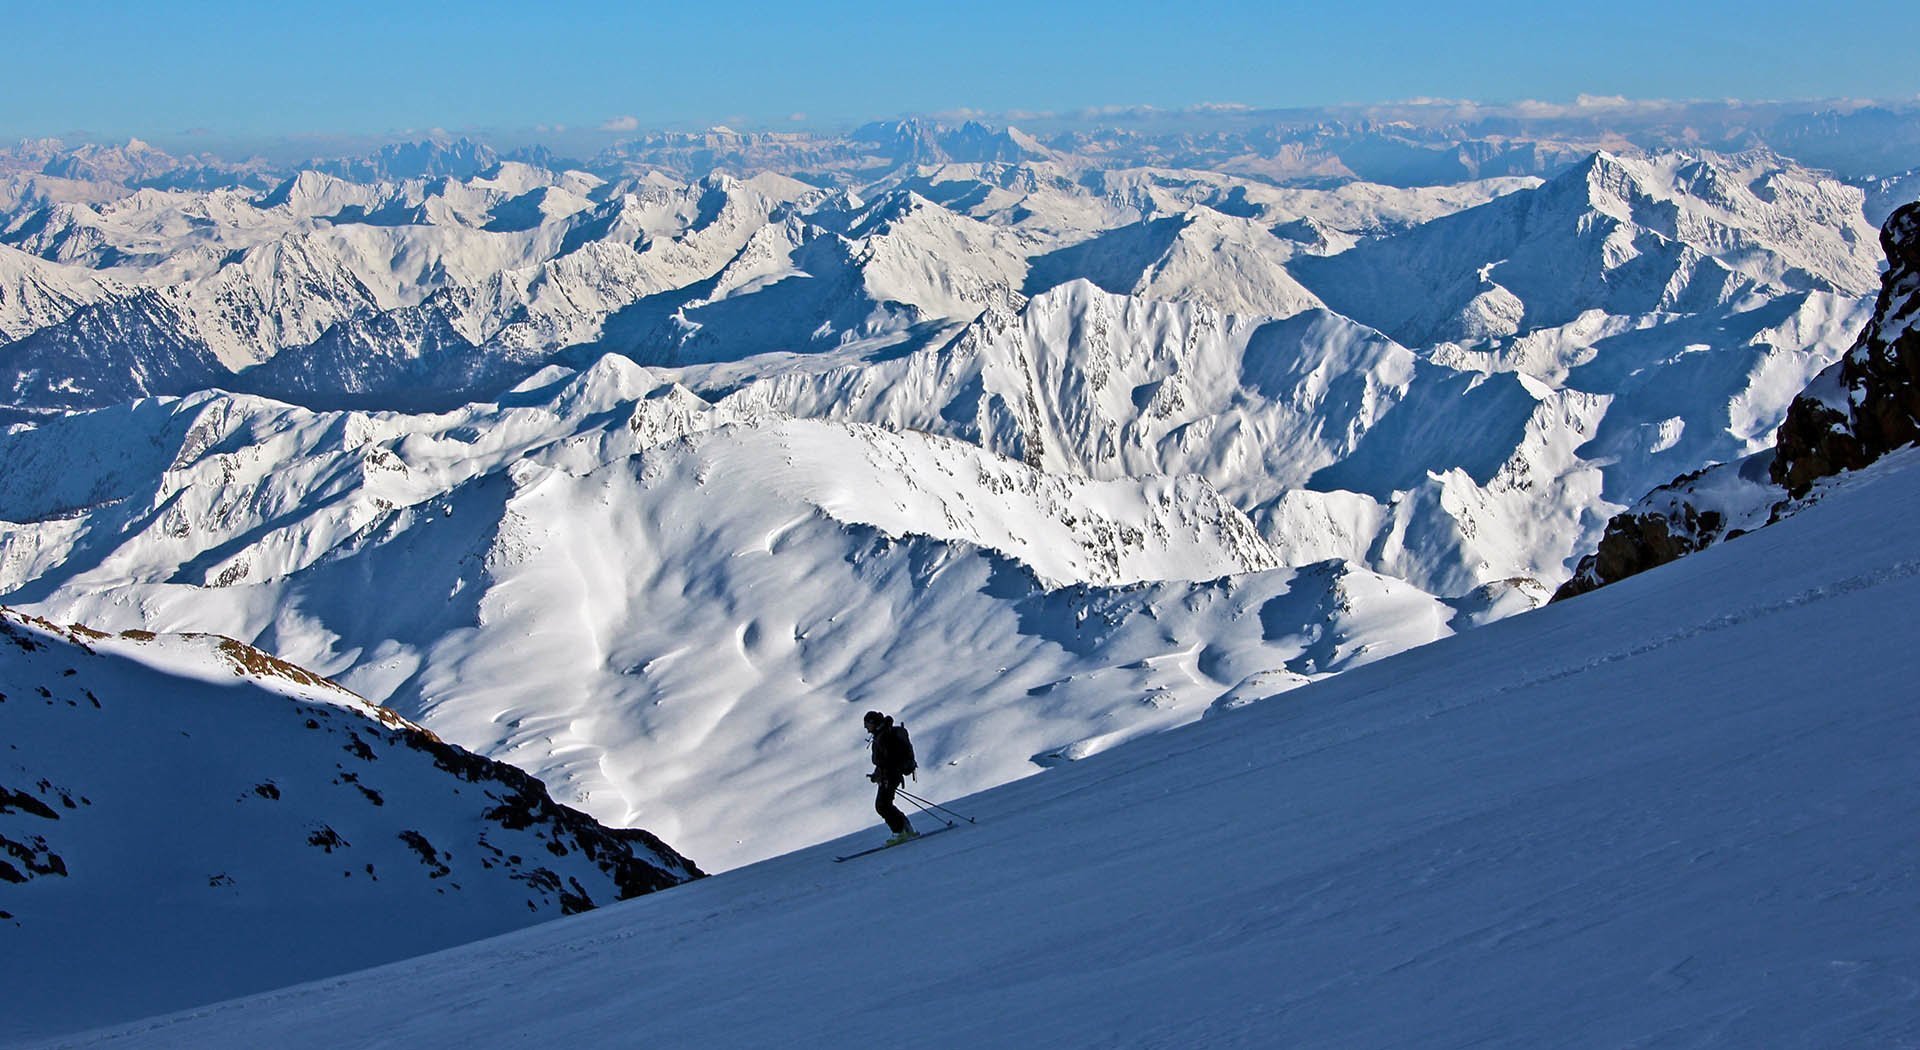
[1772,202,1920,498]
[1551,460,1763,602]
[1554,483,1728,602]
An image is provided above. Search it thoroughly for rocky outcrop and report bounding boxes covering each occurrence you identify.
[1552,466,1744,602]
[1555,202,1920,600]
[1771,202,1920,498]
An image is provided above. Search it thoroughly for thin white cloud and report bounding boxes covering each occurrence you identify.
[600,115,641,132]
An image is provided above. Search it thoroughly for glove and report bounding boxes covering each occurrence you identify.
[868,772,880,783]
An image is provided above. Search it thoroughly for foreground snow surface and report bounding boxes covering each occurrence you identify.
[31,452,1920,1048]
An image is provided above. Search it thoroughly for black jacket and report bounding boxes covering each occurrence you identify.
[870,720,912,779]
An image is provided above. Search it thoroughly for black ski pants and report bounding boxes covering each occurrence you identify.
[874,773,911,834]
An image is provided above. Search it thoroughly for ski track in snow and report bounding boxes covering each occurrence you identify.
[1496,555,1920,699]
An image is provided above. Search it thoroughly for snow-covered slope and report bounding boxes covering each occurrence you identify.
[0,609,699,1041]
[0,243,113,342]
[35,434,1920,1050]
[1024,208,1323,317]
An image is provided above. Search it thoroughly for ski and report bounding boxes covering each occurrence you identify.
[833,823,958,862]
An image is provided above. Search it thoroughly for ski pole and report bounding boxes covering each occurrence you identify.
[897,792,955,828]
[897,787,976,824]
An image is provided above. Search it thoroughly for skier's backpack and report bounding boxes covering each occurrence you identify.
[887,723,918,778]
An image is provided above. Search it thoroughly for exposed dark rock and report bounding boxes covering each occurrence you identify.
[421,734,701,896]
[0,786,59,820]
[398,830,452,878]
[1772,202,1920,498]
[306,825,348,852]
[1,618,43,652]
[1554,466,1732,602]
[559,876,595,916]
[0,832,67,879]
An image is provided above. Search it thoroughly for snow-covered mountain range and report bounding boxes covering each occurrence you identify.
[1,125,1911,887]
[1555,199,1920,599]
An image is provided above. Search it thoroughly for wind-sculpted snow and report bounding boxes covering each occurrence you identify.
[0,608,699,1041]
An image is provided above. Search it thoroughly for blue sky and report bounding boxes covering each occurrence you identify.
[4,0,1917,142]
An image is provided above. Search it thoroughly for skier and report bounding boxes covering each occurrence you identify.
[863,710,918,846]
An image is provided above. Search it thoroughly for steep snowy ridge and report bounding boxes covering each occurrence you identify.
[726,271,1835,597]
[837,190,1030,322]
[1024,208,1324,317]
[0,607,699,1041]
[0,243,114,342]
[661,420,1282,587]
[0,288,228,410]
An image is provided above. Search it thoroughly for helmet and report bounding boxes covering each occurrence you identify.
[863,710,887,731]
